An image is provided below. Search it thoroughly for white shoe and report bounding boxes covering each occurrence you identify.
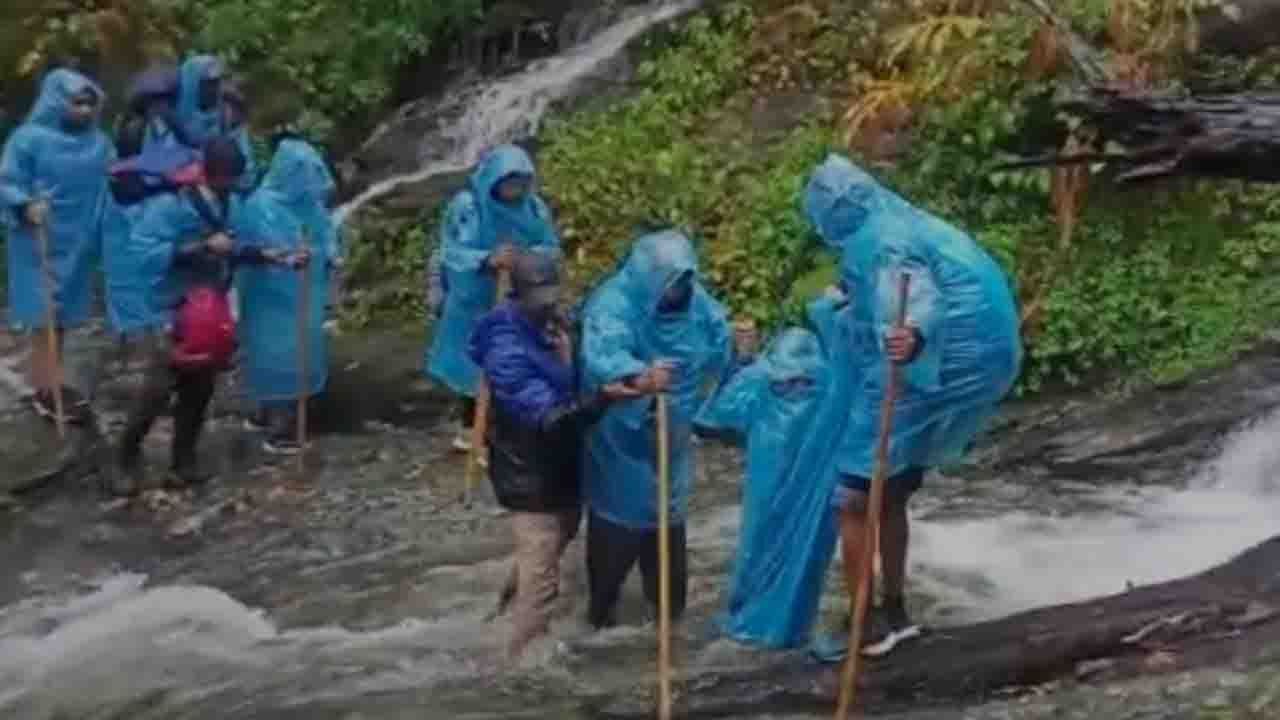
[452,433,473,453]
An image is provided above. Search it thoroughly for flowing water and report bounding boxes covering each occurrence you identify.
[0,322,1277,720]
[331,0,705,229]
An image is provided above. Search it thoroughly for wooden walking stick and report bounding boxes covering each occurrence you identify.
[834,273,912,720]
[656,392,673,720]
[463,266,511,506]
[294,232,312,474]
[35,214,66,439]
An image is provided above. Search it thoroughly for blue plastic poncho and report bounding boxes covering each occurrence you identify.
[176,55,256,191]
[804,154,1022,479]
[695,327,847,649]
[109,188,246,335]
[424,144,560,396]
[581,230,733,530]
[1,69,114,330]
[236,139,335,404]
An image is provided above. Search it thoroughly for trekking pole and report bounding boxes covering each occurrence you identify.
[656,392,673,720]
[463,266,511,506]
[35,210,66,439]
[295,232,312,474]
[834,273,911,720]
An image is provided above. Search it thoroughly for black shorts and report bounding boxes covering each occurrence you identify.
[830,467,925,512]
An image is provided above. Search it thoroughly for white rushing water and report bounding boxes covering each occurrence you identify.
[911,410,1280,623]
[330,0,705,229]
[1,411,1279,717]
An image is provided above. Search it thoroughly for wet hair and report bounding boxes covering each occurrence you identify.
[203,136,246,179]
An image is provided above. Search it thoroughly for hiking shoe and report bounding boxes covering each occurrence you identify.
[31,387,90,425]
[109,453,146,497]
[862,599,922,658]
[242,412,270,432]
[451,432,473,453]
[168,465,213,488]
[263,437,308,456]
[809,604,920,663]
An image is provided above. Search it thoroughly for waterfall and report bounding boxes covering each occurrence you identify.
[331,0,705,229]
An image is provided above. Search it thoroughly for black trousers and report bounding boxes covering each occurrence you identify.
[119,338,217,471]
[586,512,688,629]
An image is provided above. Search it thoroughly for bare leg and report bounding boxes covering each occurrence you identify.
[838,503,872,618]
[878,498,909,603]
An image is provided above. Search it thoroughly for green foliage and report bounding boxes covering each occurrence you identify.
[342,0,1280,395]
[853,2,1280,392]
[540,3,842,324]
[189,0,481,138]
[1,0,482,143]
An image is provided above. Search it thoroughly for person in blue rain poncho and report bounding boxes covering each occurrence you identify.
[1,68,114,422]
[109,137,301,496]
[236,136,337,455]
[695,326,849,649]
[803,154,1022,660]
[425,144,560,453]
[114,65,185,158]
[580,228,733,629]
[175,55,257,192]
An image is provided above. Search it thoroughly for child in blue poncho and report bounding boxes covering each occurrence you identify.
[695,326,845,649]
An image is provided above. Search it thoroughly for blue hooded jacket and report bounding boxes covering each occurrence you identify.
[424,144,560,397]
[110,186,247,335]
[468,300,573,429]
[580,229,732,529]
[1,69,114,329]
[695,327,845,648]
[803,154,1022,479]
[176,55,257,192]
[235,139,336,403]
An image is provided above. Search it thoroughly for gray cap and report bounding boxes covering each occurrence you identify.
[511,249,562,307]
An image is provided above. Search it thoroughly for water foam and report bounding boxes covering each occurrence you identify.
[912,410,1280,622]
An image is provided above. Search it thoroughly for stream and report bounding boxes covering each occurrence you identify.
[0,324,1277,719]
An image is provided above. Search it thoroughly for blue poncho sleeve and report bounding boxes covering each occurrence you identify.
[0,131,36,216]
[694,359,766,439]
[864,217,944,392]
[581,301,647,389]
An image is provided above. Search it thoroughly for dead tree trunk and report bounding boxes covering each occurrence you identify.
[1004,91,1280,183]
[592,535,1280,720]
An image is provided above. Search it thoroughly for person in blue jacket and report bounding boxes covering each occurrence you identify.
[469,248,647,661]
[425,144,560,454]
[175,55,257,192]
[110,137,299,495]
[1,68,114,422]
[236,136,337,454]
[695,326,846,650]
[803,153,1022,658]
[579,228,733,628]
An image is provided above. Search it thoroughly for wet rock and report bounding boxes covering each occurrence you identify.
[80,523,125,547]
[991,342,1280,485]
[1077,658,1118,681]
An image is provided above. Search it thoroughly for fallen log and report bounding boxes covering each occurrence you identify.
[1000,90,1280,184]
[1002,0,1280,184]
[593,534,1280,719]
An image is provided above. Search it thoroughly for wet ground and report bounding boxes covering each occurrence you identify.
[1,325,1279,719]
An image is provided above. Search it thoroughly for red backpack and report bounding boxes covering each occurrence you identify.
[171,285,237,370]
